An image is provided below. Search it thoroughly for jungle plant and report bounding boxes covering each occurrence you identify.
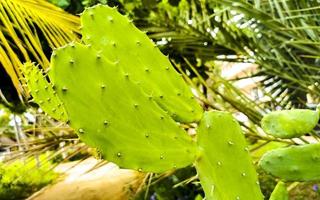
[23,5,264,200]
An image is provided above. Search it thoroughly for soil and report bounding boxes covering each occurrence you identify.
[28,158,146,200]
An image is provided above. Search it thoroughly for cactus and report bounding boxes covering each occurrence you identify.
[22,62,68,122]
[260,108,320,182]
[261,109,319,139]
[269,182,288,200]
[195,111,263,200]
[80,5,203,123]
[22,5,265,200]
[259,143,320,181]
[48,43,197,172]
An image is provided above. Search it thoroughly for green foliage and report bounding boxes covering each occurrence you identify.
[49,43,197,172]
[195,111,263,200]
[0,158,57,200]
[80,5,203,123]
[269,182,288,200]
[261,109,319,139]
[259,143,320,181]
[22,62,68,122]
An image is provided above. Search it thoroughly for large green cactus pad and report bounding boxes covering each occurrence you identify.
[80,5,203,123]
[269,182,288,200]
[261,109,319,139]
[259,143,320,181]
[49,43,196,172]
[195,111,263,200]
[22,62,68,121]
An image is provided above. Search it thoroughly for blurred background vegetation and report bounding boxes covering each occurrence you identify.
[0,0,319,199]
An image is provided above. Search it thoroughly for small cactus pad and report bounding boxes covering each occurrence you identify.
[49,43,197,172]
[195,111,263,200]
[269,182,288,200]
[80,5,203,123]
[261,109,319,139]
[259,143,320,181]
[22,62,68,121]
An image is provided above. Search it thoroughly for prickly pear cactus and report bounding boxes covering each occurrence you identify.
[269,182,288,200]
[269,181,289,200]
[261,109,319,139]
[80,5,203,123]
[259,143,320,181]
[195,111,263,200]
[48,43,197,172]
[22,62,68,121]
